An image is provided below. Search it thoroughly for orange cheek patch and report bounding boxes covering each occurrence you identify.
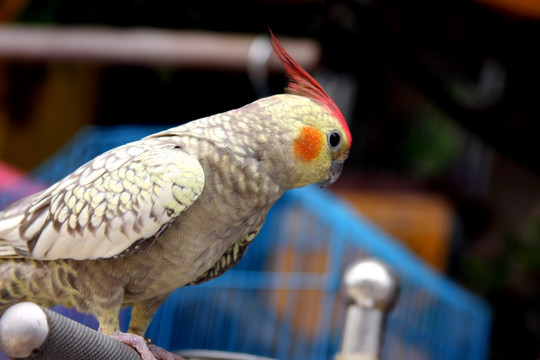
[293,126,323,162]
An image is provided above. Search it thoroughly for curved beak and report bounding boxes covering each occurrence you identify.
[320,160,344,188]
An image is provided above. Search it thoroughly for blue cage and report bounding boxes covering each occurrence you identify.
[1,125,491,360]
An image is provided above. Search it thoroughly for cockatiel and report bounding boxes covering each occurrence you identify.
[0,33,351,359]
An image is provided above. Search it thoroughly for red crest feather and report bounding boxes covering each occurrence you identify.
[269,30,352,145]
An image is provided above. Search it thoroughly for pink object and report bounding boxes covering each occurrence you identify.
[0,162,26,188]
[0,162,45,195]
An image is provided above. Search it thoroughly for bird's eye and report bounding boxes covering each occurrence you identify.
[328,131,341,150]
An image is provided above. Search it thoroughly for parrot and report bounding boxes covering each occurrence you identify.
[0,32,351,360]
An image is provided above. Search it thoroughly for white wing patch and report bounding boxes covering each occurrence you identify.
[0,143,204,260]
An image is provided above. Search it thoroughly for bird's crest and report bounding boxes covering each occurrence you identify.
[269,30,352,145]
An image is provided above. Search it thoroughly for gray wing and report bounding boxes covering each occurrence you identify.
[0,142,204,260]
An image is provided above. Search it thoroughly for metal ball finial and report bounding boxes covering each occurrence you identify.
[343,258,399,310]
[0,302,49,358]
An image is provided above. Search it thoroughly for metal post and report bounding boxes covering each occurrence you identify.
[335,258,399,360]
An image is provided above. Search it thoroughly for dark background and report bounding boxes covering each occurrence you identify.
[1,0,540,358]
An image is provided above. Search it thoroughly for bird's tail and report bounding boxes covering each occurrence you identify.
[1,258,83,315]
[0,258,30,313]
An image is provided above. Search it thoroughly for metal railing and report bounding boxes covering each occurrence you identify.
[0,25,320,72]
[0,258,397,360]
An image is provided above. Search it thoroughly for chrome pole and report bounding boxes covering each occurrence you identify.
[335,258,399,360]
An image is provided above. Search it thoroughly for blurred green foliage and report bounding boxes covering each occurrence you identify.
[463,219,540,295]
[401,105,463,179]
[461,218,540,359]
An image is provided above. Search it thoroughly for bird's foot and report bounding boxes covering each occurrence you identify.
[148,344,186,360]
[109,331,184,360]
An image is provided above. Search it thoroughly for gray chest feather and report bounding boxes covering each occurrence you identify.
[188,228,260,285]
